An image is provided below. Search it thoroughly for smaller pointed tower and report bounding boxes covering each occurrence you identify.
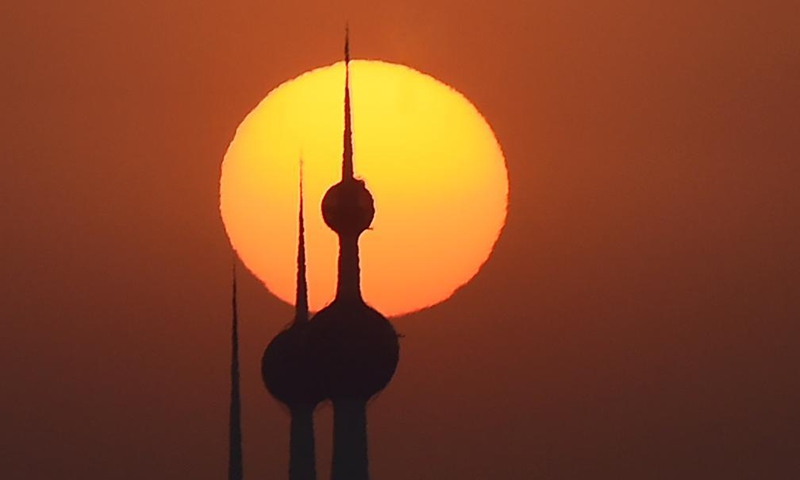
[229,261,244,480]
[261,163,325,480]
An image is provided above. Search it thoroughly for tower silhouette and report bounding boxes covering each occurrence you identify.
[262,167,326,480]
[229,262,244,480]
[307,30,401,480]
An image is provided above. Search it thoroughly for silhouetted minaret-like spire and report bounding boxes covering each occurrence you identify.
[229,261,244,480]
[295,162,309,324]
[262,162,325,480]
[342,26,353,181]
[310,30,400,480]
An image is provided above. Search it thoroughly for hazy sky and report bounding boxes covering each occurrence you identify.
[2,1,798,479]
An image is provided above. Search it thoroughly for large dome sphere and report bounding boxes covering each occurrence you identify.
[262,324,326,406]
[307,298,399,399]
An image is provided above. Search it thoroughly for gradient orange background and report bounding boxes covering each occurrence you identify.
[2,1,798,479]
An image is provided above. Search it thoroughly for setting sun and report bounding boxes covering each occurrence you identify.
[220,60,508,317]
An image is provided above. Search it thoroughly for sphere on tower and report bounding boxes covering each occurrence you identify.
[321,179,375,236]
[262,324,327,406]
[308,300,399,400]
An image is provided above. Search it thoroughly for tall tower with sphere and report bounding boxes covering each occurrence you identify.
[307,30,401,480]
[261,169,326,480]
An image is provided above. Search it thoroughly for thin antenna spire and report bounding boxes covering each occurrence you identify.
[228,259,244,480]
[345,23,350,63]
[342,25,354,181]
[294,158,309,323]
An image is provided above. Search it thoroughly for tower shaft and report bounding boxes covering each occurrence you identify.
[331,398,369,480]
[289,405,317,480]
[335,234,362,302]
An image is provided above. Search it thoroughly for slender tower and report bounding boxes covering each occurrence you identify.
[262,167,326,480]
[308,30,400,480]
[229,262,244,480]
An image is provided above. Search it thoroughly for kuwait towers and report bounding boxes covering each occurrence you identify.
[230,30,400,480]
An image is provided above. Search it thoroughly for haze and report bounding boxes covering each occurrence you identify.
[2,1,798,479]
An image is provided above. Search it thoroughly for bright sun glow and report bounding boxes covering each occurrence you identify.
[220,60,508,317]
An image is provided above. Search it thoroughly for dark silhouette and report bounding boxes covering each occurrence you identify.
[307,29,400,480]
[229,262,244,480]
[261,167,326,480]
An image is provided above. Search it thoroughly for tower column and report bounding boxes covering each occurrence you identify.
[335,234,362,302]
[331,398,369,480]
[289,404,317,480]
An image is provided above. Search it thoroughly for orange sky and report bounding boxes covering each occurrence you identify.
[2,1,799,479]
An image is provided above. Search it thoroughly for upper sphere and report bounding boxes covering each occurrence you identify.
[321,179,375,235]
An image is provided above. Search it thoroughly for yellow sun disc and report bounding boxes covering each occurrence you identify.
[220,60,508,317]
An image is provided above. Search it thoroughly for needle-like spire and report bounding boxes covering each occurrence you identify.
[294,159,309,324]
[342,26,354,181]
[229,260,244,480]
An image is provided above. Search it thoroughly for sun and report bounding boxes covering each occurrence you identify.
[220,60,508,317]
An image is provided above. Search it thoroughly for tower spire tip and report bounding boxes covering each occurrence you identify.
[295,157,309,323]
[345,24,350,63]
[342,27,354,180]
[228,254,243,480]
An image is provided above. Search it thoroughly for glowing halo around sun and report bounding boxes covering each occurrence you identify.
[220,60,508,317]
